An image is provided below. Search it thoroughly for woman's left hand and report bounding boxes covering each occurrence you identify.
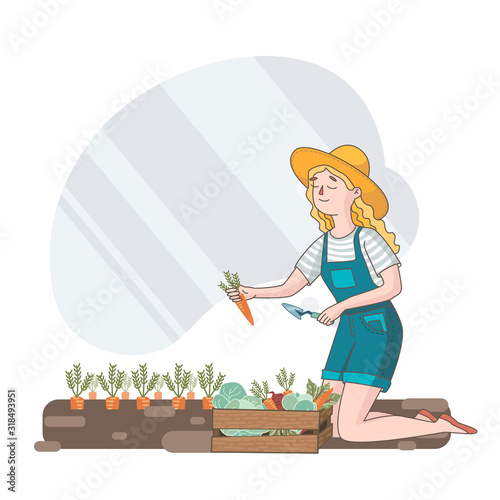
[317,304,344,326]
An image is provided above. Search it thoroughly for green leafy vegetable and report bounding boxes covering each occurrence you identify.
[219,382,246,402]
[215,393,268,436]
[281,394,298,410]
[305,378,340,409]
[294,399,316,411]
[243,395,263,408]
[213,394,229,408]
[320,392,341,410]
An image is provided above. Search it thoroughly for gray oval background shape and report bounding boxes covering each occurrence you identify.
[51,56,418,355]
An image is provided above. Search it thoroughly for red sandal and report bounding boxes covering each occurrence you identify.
[417,409,438,422]
[439,413,477,434]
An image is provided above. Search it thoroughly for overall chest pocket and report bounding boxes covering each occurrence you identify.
[330,268,356,288]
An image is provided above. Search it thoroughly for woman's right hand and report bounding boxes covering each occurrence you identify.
[226,286,257,302]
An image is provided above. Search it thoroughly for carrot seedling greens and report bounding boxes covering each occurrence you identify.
[65,363,93,398]
[276,368,295,392]
[250,380,270,400]
[198,363,225,397]
[163,363,191,398]
[88,374,99,392]
[97,363,125,398]
[154,376,164,393]
[218,270,241,291]
[187,374,197,392]
[121,374,132,393]
[131,364,160,398]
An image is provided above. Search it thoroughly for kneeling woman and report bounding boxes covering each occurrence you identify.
[226,145,476,441]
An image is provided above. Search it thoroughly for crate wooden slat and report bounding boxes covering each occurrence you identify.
[212,407,333,453]
[213,409,321,429]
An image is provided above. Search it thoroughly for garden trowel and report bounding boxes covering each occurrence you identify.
[282,303,320,320]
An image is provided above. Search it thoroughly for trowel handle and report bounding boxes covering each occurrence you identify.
[310,312,320,319]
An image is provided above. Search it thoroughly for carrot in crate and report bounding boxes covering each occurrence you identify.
[250,380,278,410]
[306,379,341,411]
[276,368,295,396]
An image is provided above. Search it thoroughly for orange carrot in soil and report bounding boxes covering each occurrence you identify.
[202,396,214,409]
[70,396,84,410]
[313,387,334,410]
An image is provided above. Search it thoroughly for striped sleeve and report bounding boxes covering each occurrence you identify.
[360,228,401,277]
[295,235,324,284]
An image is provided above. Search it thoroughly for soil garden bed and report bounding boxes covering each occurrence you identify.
[33,362,452,453]
[35,398,451,453]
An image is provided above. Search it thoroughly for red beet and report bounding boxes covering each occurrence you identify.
[269,391,284,410]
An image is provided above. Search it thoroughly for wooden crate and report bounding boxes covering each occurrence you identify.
[212,407,333,453]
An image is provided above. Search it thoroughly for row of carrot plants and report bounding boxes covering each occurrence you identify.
[65,362,224,410]
[66,363,336,415]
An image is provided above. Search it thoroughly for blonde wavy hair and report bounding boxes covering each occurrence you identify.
[306,165,399,254]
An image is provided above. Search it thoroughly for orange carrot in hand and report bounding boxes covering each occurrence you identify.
[313,387,334,410]
[235,294,254,325]
[218,270,254,326]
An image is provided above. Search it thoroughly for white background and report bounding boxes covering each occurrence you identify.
[2,1,499,499]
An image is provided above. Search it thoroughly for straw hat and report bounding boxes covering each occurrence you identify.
[290,145,388,219]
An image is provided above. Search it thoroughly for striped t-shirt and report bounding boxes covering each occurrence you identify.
[296,227,400,287]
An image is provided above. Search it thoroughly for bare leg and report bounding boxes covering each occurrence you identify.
[366,411,433,421]
[337,382,467,442]
[325,380,434,437]
[324,379,344,437]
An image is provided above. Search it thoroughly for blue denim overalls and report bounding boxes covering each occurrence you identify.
[320,226,402,392]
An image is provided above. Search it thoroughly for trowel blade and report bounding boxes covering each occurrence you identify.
[282,303,304,320]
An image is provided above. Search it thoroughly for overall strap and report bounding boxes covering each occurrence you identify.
[321,231,328,264]
[353,226,362,258]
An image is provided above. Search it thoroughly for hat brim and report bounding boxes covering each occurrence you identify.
[290,147,388,219]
